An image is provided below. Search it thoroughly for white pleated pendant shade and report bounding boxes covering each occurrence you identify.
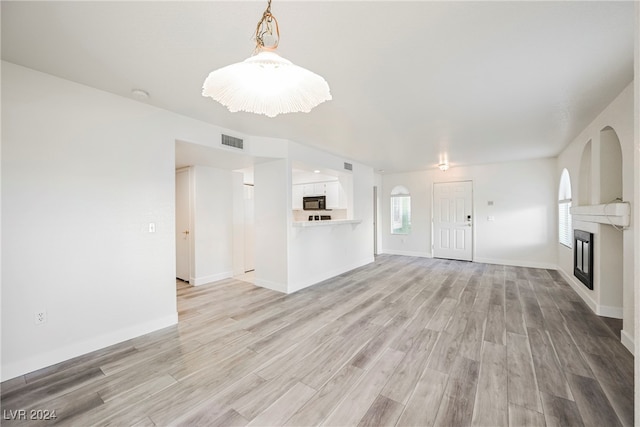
[202,51,332,118]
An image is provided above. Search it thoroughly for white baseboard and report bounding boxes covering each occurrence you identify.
[381,253,557,269]
[472,257,557,270]
[254,278,287,294]
[558,267,599,312]
[287,256,375,294]
[190,271,233,286]
[381,249,432,258]
[598,305,624,319]
[254,256,376,294]
[557,267,623,319]
[621,329,635,355]
[1,313,178,382]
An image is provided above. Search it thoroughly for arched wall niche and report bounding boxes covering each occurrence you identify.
[578,140,592,205]
[599,126,623,204]
[596,125,623,315]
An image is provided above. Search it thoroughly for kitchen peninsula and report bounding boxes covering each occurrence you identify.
[252,151,374,296]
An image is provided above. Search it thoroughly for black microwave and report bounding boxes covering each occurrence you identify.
[303,196,326,210]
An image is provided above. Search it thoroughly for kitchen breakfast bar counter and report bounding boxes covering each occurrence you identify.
[292,219,362,227]
[287,217,373,293]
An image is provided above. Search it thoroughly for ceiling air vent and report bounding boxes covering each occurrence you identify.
[344,162,353,171]
[221,134,244,150]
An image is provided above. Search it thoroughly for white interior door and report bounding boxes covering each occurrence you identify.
[244,184,255,272]
[175,168,191,281]
[433,181,473,261]
[373,186,378,255]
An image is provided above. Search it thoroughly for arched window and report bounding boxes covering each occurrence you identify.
[558,169,572,248]
[391,186,411,234]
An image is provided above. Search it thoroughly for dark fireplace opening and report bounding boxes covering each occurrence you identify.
[574,230,594,290]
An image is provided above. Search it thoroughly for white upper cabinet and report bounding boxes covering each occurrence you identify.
[293,180,345,209]
[300,183,326,196]
[294,182,325,197]
[292,184,304,209]
[325,181,340,208]
[301,184,316,196]
[313,183,326,195]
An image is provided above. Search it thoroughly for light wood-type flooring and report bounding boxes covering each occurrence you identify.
[1,255,634,426]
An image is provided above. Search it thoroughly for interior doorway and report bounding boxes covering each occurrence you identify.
[243,183,255,274]
[175,167,191,282]
[373,186,378,255]
[433,181,473,261]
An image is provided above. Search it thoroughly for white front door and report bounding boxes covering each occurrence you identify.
[433,181,473,261]
[175,168,191,282]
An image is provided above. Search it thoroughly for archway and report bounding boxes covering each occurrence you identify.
[578,140,591,206]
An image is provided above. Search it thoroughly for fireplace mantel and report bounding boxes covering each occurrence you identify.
[570,202,630,227]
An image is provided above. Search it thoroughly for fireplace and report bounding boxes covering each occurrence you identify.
[574,230,594,290]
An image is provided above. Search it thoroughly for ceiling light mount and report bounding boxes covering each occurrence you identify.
[202,0,331,118]
[131,89,149,100]
[438,163,450,171]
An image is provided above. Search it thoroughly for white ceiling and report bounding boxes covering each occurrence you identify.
[1,1,634,173]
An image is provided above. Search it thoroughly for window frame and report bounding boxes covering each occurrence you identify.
[558,169,573,248]
[390,193,411,235]
[558,198,572,248]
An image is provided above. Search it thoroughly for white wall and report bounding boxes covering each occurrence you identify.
[1,62,228,380]
[190,165,235,285]
[254,159,290,293]
[634,2,639,422]
[374,173,383,255]
[381,172,431,258]
[556,83,635,351]
[381,158,557,268]
[232,173,246,276]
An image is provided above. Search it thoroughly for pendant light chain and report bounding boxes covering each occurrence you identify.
[255,0,279,51]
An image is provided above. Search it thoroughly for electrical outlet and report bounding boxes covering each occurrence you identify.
[148,222,156,233]
[35,310,47,325]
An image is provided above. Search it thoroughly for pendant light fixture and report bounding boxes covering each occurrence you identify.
[202,0,332,118]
